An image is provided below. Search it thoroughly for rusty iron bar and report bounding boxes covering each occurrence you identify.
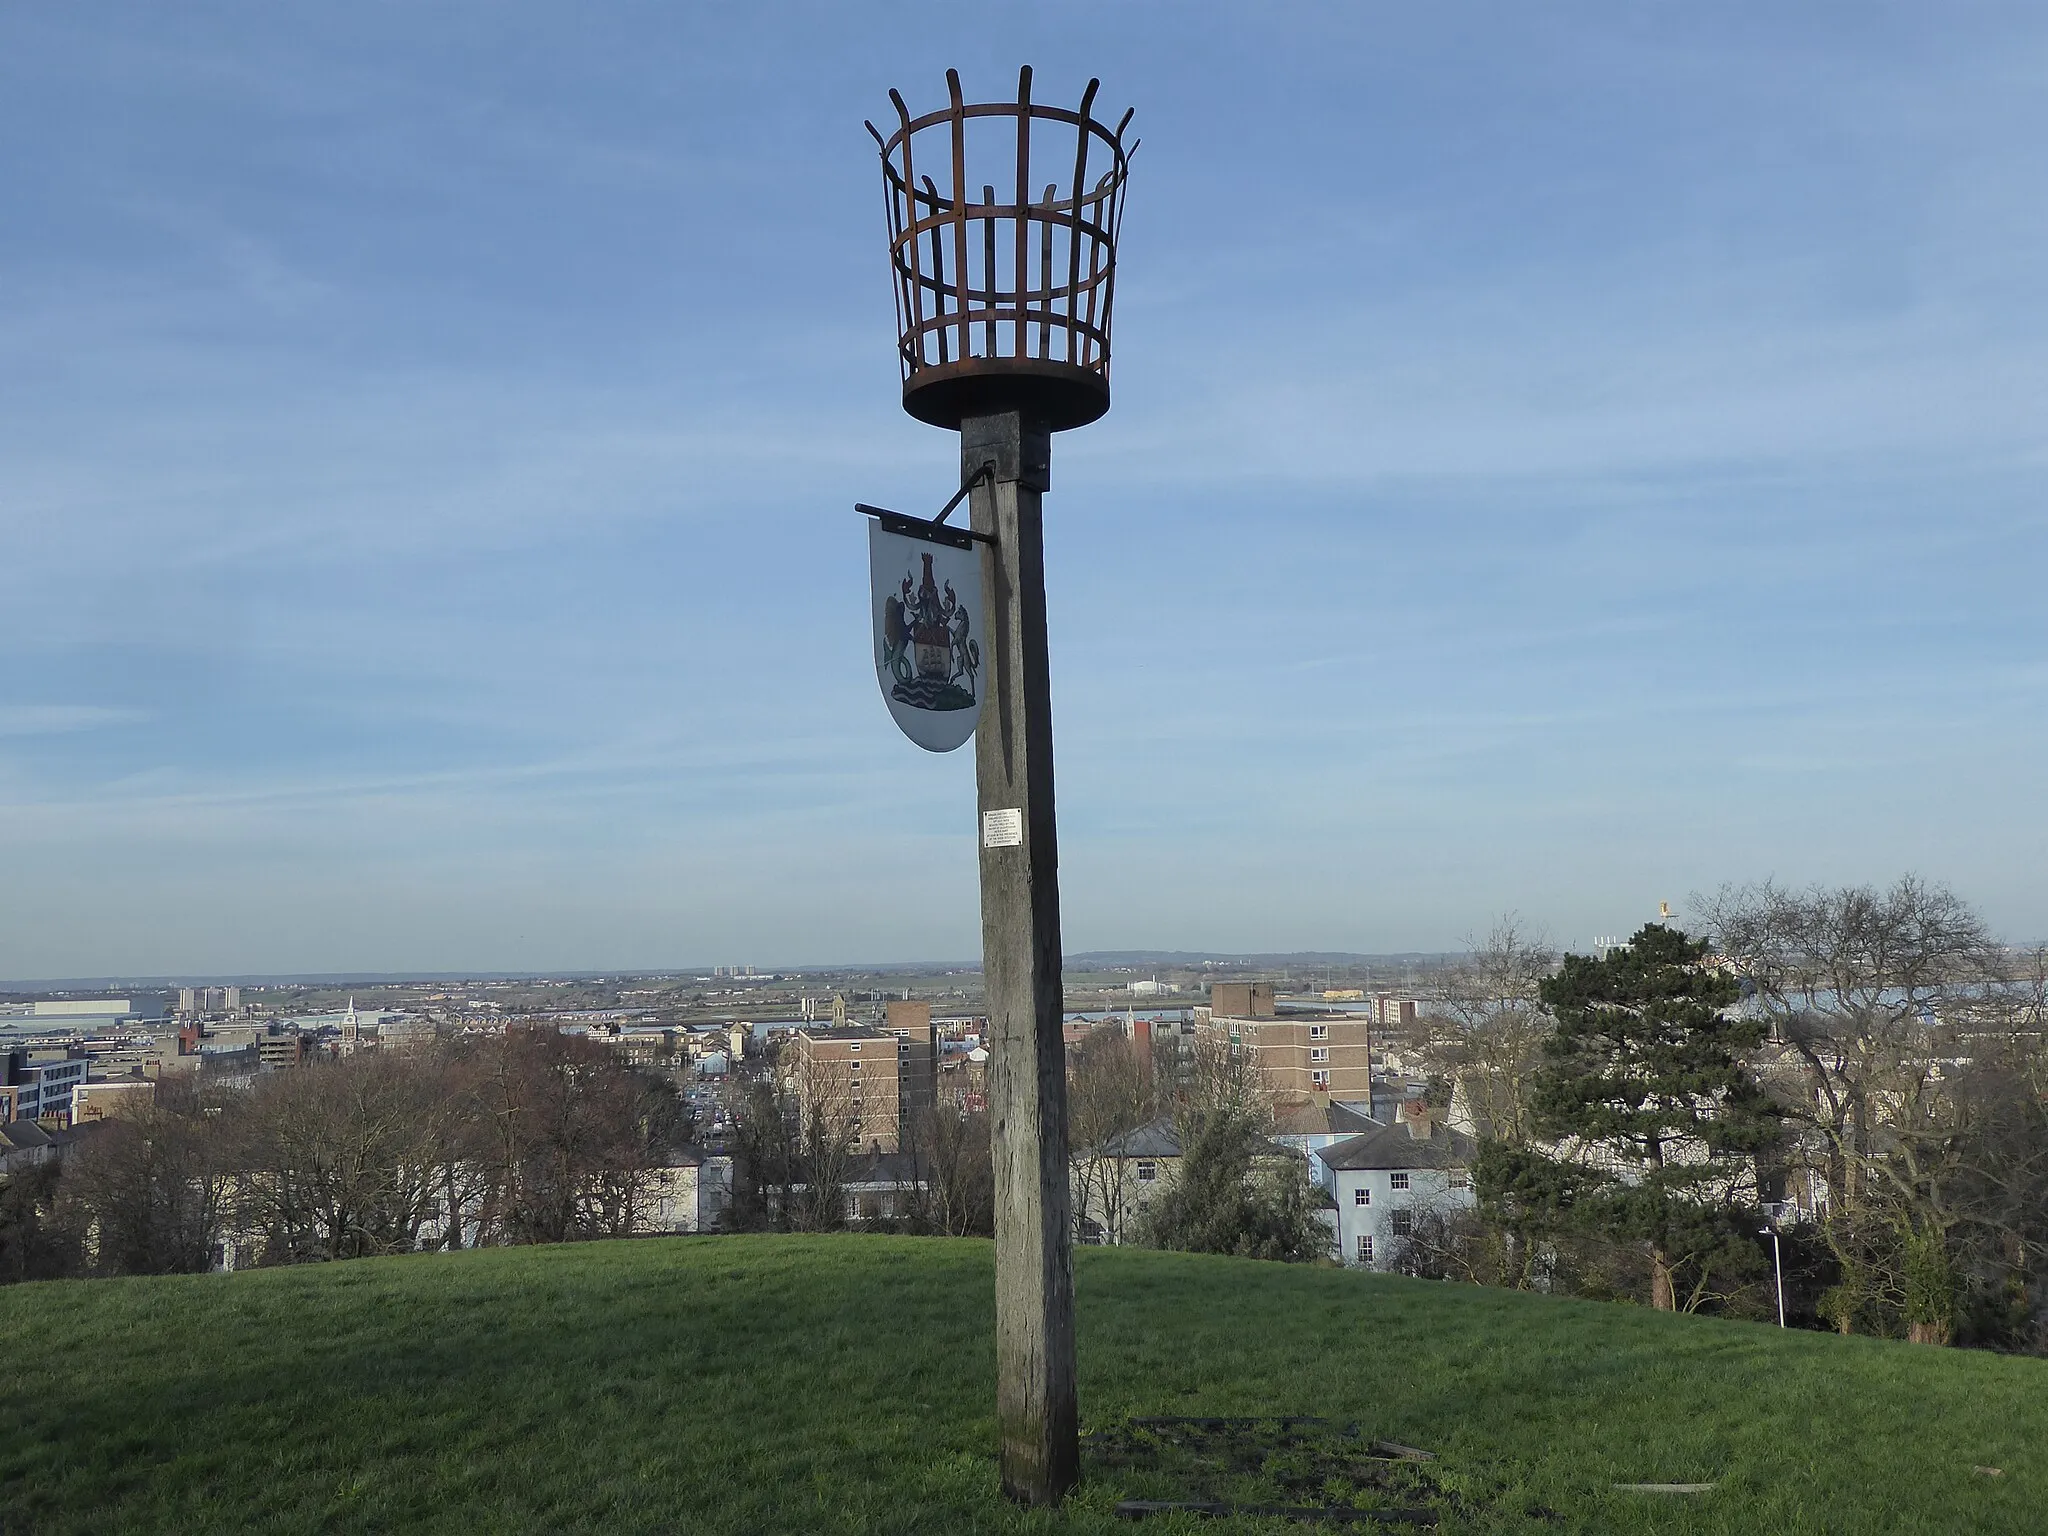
[920,176,949,364]
[1037,183,1055,359]
[947,70,971,372]
[1014,66,1031,364]
[866,66,1135,431]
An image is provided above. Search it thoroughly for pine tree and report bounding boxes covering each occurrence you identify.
[1525,923,1778,1310]
[1142,1107,1329,1263]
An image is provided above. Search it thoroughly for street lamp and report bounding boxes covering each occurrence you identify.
[1760,1218,1786,1328]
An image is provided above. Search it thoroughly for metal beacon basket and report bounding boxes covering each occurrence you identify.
[868,67,1136,432]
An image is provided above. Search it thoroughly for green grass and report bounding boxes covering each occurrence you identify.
[0,1235,2040,1534]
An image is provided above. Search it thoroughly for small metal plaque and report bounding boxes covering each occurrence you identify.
[982,808,1024,848]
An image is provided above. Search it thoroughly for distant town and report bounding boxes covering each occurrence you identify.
[0,952,1454,1263]
[0,949,1450,1155]
[4,883,2043,1351]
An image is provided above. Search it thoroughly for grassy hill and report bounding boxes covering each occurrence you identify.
[0,1236,2040,1534]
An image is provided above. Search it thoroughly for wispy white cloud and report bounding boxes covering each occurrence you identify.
[0,705,148,738]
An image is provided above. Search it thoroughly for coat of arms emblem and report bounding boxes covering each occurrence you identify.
[868,518,983,752]
[884,549,979,710]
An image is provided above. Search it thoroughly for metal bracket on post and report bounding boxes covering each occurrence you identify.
[855,461,999,550]
[935,460,996,525]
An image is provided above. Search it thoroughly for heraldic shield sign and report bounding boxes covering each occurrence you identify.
[869,517,984,753]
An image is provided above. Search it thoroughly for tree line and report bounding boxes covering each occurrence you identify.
[1413,879,2048,1351]
[720,1073,999,1238]
[717,1027,1329,1263]
[0,1027,690,1282]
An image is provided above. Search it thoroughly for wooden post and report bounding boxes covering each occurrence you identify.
[964,409,1078,1506]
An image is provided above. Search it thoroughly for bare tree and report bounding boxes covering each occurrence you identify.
[63,1078,233,1275]
[1067,1026,1159,1245]
[903,1105,994,1236]
[44,1029,692,1274]
[790,1102,859,1231]
[1698,877,2040,1342]
[722,1046,861,1233]
[1701,876,1993,1200]
[1171,1028,1273,1126]
[233,1051,454,1262]
[1421,914,1556,1144]
[465,1027,688,1245]
[428,1044,494,1250]
[777,1050,860,1232]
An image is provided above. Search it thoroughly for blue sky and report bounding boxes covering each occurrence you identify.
[2,4,2044,977]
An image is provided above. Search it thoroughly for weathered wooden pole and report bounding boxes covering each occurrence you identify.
[964,410,1076,1503]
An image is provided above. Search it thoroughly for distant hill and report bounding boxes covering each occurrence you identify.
[1066,951,1455,969]
[2,1236,2041,1534]
[0,970,657,991]
[2,954,1463,992]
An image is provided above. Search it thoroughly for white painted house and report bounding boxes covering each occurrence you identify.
[1312,1103,1478,1271]
[1071,1117,1183,1246]
[1270,1098,1380,1160]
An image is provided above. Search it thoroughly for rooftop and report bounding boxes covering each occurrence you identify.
[1096,1117,1182,1159]
[1319,1120,1478,1172]
[1273,1100,1380,1138]
[1207,1009,1373,1025]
